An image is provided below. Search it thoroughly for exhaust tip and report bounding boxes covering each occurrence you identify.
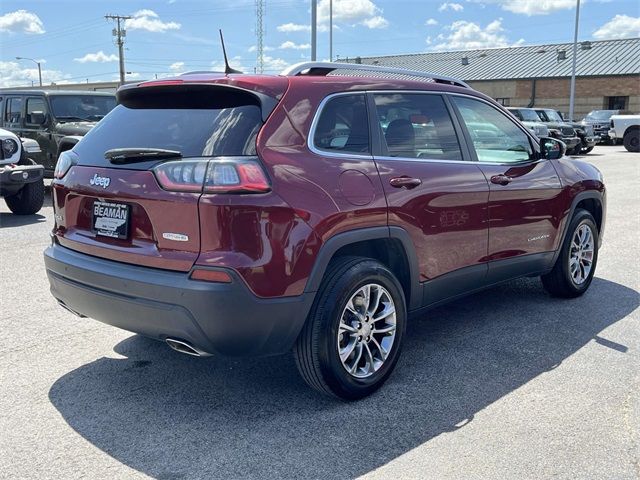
[165,338,210,357]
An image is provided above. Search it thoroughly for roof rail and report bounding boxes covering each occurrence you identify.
[281,61,469,88]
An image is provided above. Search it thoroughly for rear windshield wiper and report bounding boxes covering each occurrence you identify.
[105,148,182,164]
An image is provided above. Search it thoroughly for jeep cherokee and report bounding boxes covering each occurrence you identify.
[44,63,606,399]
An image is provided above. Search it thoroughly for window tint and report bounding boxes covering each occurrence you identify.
[373,93,462,160]
[5,97,23,124]
[453,96,534,164]
[313,94,369,154]
[74,104,263,167]
[26,97,47,124]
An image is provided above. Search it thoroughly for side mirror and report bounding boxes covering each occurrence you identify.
[29,111,46,125]
[540,137,566,160]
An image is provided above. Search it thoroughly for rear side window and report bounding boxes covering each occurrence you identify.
[373,93,462,160]
[453,96,534,164]
[74,88,263,166]
[313,94,370,155]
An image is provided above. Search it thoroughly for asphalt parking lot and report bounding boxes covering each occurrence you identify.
[0,145,638,480]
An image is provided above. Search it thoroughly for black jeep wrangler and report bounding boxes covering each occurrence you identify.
[0,90,116,178]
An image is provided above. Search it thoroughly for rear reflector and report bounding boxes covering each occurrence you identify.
[189,269,232,283]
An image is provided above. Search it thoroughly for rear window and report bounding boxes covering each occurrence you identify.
[74,87,263,167]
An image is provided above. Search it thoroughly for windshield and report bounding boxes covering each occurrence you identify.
[513,109,541,122]
[74,103,263,167]
[50,95,116,121]
[542,110,563,122]
[585,110,615,121]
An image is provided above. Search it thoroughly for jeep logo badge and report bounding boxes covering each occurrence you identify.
[89,173,111,189]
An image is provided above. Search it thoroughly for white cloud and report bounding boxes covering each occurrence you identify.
[468,0,576,16]
[211,56,245,72]
[317,0,388,29]
[125,9,180,33]
[426,18,439,26]
[262,56,290,72]
[169,61,185,73]
[279,41,311,50]
[0,61,69,87]
[74,51,119,63]
[362,15,389,28]
[0,9,45,34]
[248,45,274,52]
[593,15,640,39]
[434,18,520,50]
[438,3,464,12]
[277,22,311,32]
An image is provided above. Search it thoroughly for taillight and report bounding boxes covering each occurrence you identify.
[54,150,78,179]
[153,157,270,194]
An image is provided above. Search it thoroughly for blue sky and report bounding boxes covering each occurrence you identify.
[1,0,638,87]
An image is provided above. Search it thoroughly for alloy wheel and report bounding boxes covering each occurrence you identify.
[569,223,595,285]
[337,283,397,379]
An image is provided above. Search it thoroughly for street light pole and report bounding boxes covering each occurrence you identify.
[16,56,42,86]
[568,0,581,121]
[311,0,317,61]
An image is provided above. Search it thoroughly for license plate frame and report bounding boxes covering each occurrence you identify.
[92,200,130,239]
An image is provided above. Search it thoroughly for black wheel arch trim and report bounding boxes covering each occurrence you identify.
[304,226,422,311]
[552,190,604,265]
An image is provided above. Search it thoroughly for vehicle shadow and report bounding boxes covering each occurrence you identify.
[48,277,638,480]
[0,193,51,228]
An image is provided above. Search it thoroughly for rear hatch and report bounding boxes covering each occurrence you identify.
[52,81,283,271]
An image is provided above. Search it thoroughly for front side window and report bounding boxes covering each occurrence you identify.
[373,93,462,160]
[313,94,369,155]
[453,96,534,164]
[26,97,47,125]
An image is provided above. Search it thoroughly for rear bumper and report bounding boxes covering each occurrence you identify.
[44,243,314,356]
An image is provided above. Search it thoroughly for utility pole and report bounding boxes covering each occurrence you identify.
[105,14,131,86]
[255,0,265,73]
[568,0,581,121]
[329,0,333,61]
[311,0,317,61]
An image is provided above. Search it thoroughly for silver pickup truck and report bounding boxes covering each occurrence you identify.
[609,115,640,152]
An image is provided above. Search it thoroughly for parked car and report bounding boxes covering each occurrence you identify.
[552,110,599,154]
[609,114,640,152]
[534,108,581,155]
[44,63,606,399]
[507,107,549,137]
[0,127,44,214]
[581,110,622,144]
[0,90,116,177]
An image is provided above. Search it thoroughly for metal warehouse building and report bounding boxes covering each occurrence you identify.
[346,37,640,120]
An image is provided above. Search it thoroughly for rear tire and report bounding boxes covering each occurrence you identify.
[4,178,45,215]
[541,209,598,298]
[623,128,639,152]
[294,256,406,400]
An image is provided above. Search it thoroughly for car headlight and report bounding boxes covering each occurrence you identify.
[2,138,19,157]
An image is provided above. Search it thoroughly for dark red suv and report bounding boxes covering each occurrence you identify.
[44,63,606,399]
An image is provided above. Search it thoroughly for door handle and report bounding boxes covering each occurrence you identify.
[390,176,422,189]
[490,174,512,186]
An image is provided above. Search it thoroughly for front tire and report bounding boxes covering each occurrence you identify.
[294,256,406,400]
[4,178,45,215]
[623,128,639,152]
[541,209,598,298]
